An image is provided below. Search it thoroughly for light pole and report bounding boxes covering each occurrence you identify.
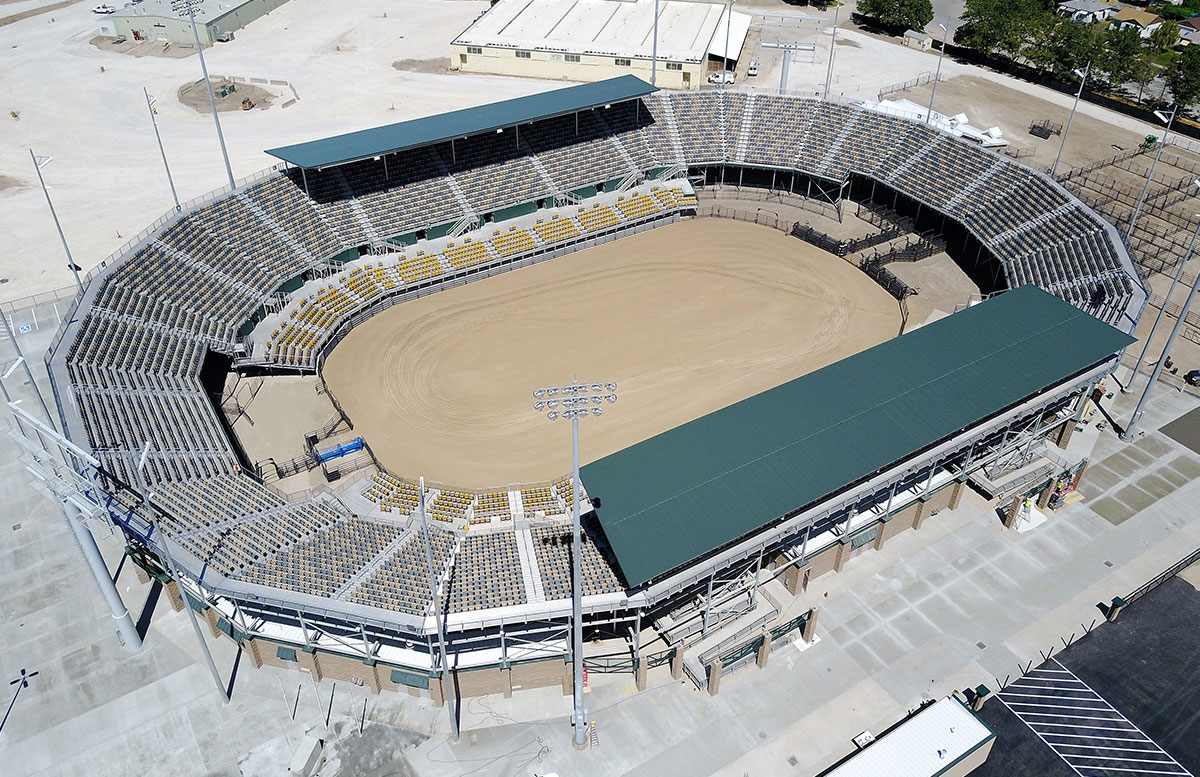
[532,380,617,749]
[823,2,840,100]
[137,442,229,703]
[172,0,236,191]
[1,669,39,735]
[925,23,948,125]
[1125,201,1200,392]
[144,87,181,212]
[418,476,458,743]
[1126,105,1178,245]
[0,311,54,426]
[651,0,659,86]
[29,150,83,295]
[1051,63,1090,179]
[722,0,734,87]
[1122,262,1200,440]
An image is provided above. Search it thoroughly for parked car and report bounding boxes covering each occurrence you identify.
[92,4,116,13]
[708,70,734,85]
[1185,369,1200,387]
[747,60,759,77]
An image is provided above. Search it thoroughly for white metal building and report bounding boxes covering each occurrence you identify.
[451,0,753,89]
[97,0,292,46]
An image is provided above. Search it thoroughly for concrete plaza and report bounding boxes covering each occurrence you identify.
[2,295,1199,777]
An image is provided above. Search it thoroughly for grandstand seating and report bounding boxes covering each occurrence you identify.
[59,87,1141,626]
[519,485,559,516]
[365,472,420,515]
[530,522,623,598]
[430,489,474,524]
[349,529,455,615]
[577,203,619,233]
[242,516,399,597]
[444,533,526,612]
[443,237,490,269]
[490,226,536,257]
[532,214,581,244]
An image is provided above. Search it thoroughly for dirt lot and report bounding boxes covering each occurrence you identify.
[902,75,1146,173]
[323,218,900,487]
[177,78,273,113]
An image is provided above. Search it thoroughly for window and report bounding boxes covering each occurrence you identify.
[467,46,482,55]
[615,58,631,67]
[516,50,531,59]
[276,646,297,662]
[565,53,580,63]
[666,62,682,71]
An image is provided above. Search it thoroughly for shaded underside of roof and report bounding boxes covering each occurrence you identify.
[264,75,657,169]
[582,286,1135,588]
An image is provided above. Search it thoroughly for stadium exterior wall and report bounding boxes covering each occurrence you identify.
[451,45,700,89]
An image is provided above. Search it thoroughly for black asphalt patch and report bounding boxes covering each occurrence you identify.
[971,575,1200,776]
[1161,406,1200,456]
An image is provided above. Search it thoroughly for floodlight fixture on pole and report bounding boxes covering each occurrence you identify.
[137,441,230,703]
[532,379,617,749]
[1125,105,1177,245]
[926,23,948,125]
[29,150,83,295]
[172,0,236,191]
[1124,203,1200,392]
[1051,62,1090,179]
[418,476,459,743]
[1122,259,1200,441]
[823,2,840,100]
[0,307,54,426]
[144,87,181,212]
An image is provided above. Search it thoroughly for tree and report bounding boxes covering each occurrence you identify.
[1101,26,1144,87]
[857,0,934,32]
[1133,54,1157,103]
[1150,20,1180,55]
[958,0,1051,60]
[1166,44,1200,105]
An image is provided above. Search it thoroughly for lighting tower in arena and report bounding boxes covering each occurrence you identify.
[418,477,459,743]
[172,0,236,191]
[533,380,617,748]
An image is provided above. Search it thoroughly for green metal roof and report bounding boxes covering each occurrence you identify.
[264,76,657,169]
[583,287,1135,588]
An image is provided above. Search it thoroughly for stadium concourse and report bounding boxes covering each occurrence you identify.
[20,75,1147,708]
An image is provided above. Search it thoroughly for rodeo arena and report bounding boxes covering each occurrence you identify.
[14,46,1200,774]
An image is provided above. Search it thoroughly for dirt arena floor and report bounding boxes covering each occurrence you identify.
[322,219,901,488]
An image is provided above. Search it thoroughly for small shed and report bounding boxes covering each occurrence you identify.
[903,30,933,51]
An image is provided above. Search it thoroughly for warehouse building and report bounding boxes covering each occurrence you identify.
[97,0,292,46]
[451,0,752,89]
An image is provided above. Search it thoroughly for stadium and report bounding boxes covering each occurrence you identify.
[30,74,1146,704]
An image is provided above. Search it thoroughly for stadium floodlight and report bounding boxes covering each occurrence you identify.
[1125,201,1200,394]
[144,87,181,212]
[29,151,83,295]
[172,0,236,191]
[925,24,948,126]
[530,379,617,749]
[136,441,230,703]
[1123,246,1200,441]
[418,476,459,743]
[1125,104,1178,245]
[0,309,54,426]
[1051,61,1090,179]
[823,1,839,101]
